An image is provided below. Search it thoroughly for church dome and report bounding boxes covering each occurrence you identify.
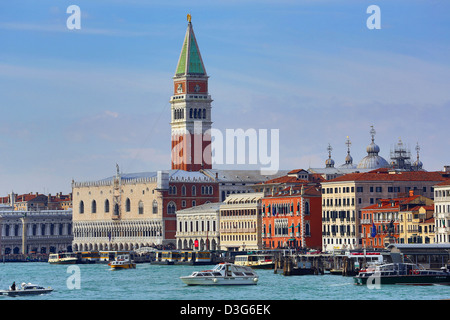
[325,144,335,168]
[339,136,356,169]
[366,141,380,154]
[357,126,389,170]
[325,158,335,168]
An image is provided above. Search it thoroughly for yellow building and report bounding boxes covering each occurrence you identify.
[219,193,264,251]
[399,204,435,244]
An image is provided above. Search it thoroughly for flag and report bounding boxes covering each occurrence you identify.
[370,223,377,238]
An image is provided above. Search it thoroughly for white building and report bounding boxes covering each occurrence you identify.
[0,210,73,255]
[175,202,221,251]
[434,180,450,243]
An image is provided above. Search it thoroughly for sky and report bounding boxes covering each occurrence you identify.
[0,0,449,196]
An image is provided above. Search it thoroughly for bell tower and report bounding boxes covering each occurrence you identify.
[170,15,212,171]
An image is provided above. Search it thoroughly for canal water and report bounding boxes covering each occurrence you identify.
[0,262,449,300]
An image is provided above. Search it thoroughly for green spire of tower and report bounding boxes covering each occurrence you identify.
[175,16,206,76]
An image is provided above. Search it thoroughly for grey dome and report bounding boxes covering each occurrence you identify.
[357,126,389,170]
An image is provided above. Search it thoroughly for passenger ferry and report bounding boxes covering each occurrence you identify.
[354,262,450,285]
[109,254,136,270]
[153,250,181,265]
[234,254,275,269]
[48,252,78,264]
[180,263,259,286]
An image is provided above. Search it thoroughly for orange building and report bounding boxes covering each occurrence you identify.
[261,184,322,250]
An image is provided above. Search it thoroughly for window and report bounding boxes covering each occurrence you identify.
[79,201,84,214]
[126,198,131,212]
[152,200,158,214]
[91,200,97,213]
[168,202,176,214]
[104,199,110,213]
[138,201,144,214]
[182,185,186,196]
[192,186,197,196]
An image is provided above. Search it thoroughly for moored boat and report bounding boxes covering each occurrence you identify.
[109,254,136,270]
[354,262,450,285]
[48,252,78,264]
[234,254,275,269]
[0,282,53,296]
[180,263,259,286]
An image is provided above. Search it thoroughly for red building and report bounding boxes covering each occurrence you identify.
[261,184,322,250]
[162,177,219,242]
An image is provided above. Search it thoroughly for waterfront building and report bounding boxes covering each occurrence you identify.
[0,209,73,255]
[219,192,264,251]
[261,184,322,250]
[175,202,221,250]
[360,192,434,249]
[402,204,435,244]
[434,177,450,243]
[72,169,218,251]
[321,168,448,252]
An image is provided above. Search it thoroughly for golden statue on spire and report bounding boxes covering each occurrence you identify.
[187,14,192,23]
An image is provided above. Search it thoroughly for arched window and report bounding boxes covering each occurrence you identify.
[152,200,158,214]
[91,200,97,213]
[182,185,186,196]
[105,199,110,213]
[305,222,311,236]
[138,201,144,214]
[126,198,131,212]
[209,186,213,195]
[114,203,120,216]
[192,186,196,196]
[168,202,176,214]
[304,201,310,215]
[202,109,206,119]
[189,109,193,118]
[79,201,84,214]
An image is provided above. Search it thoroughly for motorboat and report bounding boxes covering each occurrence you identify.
[0,283,53,296]
[109,254,136,270]
[354,262,450,285]
[234,254,275,269]
[180,263,259,286]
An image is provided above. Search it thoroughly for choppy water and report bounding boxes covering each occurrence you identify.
[0,262,449,300]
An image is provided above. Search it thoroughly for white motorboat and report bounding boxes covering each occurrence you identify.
[180,263,259,286]
[0,282,53,296]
